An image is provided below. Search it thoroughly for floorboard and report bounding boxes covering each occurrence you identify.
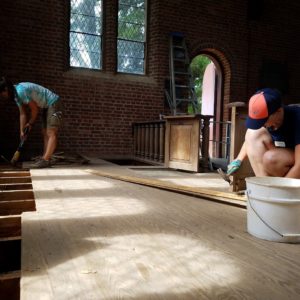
[21,161,300,300]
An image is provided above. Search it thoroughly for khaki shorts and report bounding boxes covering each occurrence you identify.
[42,99,63,129]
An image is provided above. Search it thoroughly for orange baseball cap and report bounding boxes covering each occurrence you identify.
[246,88,282,129]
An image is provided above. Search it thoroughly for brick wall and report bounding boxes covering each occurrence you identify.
[0,0,300,159]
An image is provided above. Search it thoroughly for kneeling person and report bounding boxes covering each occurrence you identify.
[229,88,300,178]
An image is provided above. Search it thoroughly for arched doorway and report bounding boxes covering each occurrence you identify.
[190,54,229,169]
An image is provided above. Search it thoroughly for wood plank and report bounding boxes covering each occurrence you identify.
[0,190,34,201]
[0,183,33,191]
[0,277,20,300]
[0,271,21,280]
[0,216,21,238]
[0,177,32,184]
[0,200,36,216]
[85,169,246,207]
[0,171,30,178]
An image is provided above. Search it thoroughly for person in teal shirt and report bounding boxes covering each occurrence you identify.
[0,77,63,168]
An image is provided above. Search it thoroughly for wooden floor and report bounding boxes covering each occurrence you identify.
[21,160,300,299]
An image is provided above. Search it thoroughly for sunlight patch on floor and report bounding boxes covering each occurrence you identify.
[31,168,114,190]
[30,196,148,219]
[29,168,148,217]
[46,233,240,298]
[33,178,114,191]
[23,166,239,299]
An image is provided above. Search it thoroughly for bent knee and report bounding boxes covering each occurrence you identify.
[46,128,58,137]
[263,148,294,173]
[263,150,280,166]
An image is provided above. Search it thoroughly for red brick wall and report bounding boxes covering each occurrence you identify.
[0,0,300,158]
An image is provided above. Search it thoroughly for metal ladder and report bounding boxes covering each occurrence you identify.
[165,32,198,115]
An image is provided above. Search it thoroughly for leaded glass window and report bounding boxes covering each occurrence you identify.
[117,0,146,74]
[69,0,103,69]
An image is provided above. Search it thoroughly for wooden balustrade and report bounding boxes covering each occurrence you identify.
[132,121,165,164]
[132,115,212,171]
[199,115,214,171]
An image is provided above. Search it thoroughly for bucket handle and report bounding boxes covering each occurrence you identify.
[248,196,300,238]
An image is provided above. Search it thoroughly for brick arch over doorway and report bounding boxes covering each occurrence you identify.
[189,42,233,161]
[189,41,233,122]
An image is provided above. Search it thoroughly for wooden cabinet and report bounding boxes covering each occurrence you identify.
[164,115,201,172]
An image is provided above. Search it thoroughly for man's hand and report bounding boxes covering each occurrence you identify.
[226,159,242,175]
[24,122,33,130]
[20,125,31,140]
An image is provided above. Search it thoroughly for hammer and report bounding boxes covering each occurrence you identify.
[217,168,233,185]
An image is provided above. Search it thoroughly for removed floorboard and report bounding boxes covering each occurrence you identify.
[85,168,246,208]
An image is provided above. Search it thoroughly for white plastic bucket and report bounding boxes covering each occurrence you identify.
[245,177,300,243]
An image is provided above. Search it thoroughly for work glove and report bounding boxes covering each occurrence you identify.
[226,159,242,175]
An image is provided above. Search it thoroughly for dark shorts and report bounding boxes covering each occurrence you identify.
[42,99,63,129]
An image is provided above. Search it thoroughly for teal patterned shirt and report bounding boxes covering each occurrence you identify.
[14,82,59,108]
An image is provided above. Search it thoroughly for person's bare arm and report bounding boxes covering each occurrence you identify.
[19,105,27,136]
[27,100,39,126]
[19,101,39,138]
[236,141,248,161]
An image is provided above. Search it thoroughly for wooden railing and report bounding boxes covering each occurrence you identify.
[199,115,213,170]
[132,115,214,170]
[132,120,165,164]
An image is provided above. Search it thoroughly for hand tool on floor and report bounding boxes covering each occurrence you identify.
[217,168,233,185]
[0,142,9,163]
[11,126,30,166]
[1,154,10,164]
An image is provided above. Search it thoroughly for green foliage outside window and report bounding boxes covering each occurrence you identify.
[69,0,146,74]
[118,0,146,74]
[69,0,103,69]
[190,55,212,108]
